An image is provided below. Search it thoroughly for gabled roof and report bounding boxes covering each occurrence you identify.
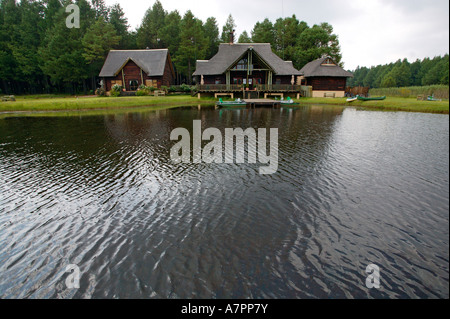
[299,56,353,78]
[193,43,302,76]
[99,49,170,77]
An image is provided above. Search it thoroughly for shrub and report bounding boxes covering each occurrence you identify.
[135,89,148,96]
[111,84,122,92]
[110,90,121,97]
[179,84,193,93]
[95,88,106,96]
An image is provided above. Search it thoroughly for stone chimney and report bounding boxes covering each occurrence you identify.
[229,29,235,44]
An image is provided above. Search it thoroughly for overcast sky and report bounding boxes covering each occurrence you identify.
[103,0,450,70]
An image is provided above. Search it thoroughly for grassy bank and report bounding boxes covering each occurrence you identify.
[299,97,449,114]
[0,95,214,113]
[1,94,448,115]
[369,85,449,99]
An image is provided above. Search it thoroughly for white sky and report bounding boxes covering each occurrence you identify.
[103,0,450,70]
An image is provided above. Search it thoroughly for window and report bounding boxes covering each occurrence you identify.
[321,58,336,66]
[233,58,249,70]
[233,78,243,84]
[215,78,222,84]
[129,79,139,91]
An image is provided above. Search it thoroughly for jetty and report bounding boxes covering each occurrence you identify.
[244,99,281,108]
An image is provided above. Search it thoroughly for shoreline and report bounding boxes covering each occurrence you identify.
[0,95,448,116]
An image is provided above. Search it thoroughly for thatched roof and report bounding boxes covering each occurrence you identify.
[193,43,302,76]
[299,56,353,78]
[99,49,170,77]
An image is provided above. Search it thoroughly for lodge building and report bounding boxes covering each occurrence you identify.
[299,56,354,98]
[192,43,353,99]
[99,49,175,92]
[192,43,305,98]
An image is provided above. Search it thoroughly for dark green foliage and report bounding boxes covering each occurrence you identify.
[174,10,207,84]
[348,55,449,88]
[203,17,220,59]
[247,15,342,70]
[251,18,275,45]
[238,31,251,43]
[136,0,166,49]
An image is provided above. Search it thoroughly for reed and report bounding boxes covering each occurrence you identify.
[369,85,449,99]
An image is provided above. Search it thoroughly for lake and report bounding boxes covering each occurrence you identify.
[0,105,448,298]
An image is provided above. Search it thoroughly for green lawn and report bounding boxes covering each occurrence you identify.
[299,97,449,114]
[0,95,213,113]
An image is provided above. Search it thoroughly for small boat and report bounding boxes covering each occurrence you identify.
[427,95,442,101]
[357,95,386,101]
[346,96,357,102]
[215,98,247,107]
[280,97,299,105]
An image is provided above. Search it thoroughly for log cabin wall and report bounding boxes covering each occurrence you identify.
[161,55,175,87]
[274,75,294,85]
[308,77,347,91]
[122,60,142,91]
[203,75,226,85]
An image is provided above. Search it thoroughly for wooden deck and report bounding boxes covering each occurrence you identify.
[244,99,280,108]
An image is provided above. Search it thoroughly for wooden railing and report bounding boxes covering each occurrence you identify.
[196,84,306,91]
[194,84,312,96]
[196,84,243,91]
[255,84,304,91]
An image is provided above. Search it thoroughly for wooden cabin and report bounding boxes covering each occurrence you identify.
[299,56,353,98]
[193,43,303,97]
[99,49,175,92]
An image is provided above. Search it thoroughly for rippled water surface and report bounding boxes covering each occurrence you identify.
[0,105,448,298]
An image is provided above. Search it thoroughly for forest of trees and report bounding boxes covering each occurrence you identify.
[0,0,343,94]
[0,0,448,95]
[347,55,449,88]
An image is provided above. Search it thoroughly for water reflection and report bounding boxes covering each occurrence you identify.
[0,106,448,299]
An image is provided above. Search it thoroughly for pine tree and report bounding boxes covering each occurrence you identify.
[175,10,206,84]
[251,18,274,44]
[136,0,166,49]
[203,17,219,58]
[10,0,45,93]
[160,10,181,58]
[0,0,21,93]
[238,31,252,43]
[108,3,132,48]
[220,14,236,43]
[38,1,94,92]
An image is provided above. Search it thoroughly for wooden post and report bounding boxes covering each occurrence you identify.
[122,69,125,91]
[268,71,272,90]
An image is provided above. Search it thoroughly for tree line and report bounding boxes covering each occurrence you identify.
[347,55,449,88]
[0,0,343,95]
